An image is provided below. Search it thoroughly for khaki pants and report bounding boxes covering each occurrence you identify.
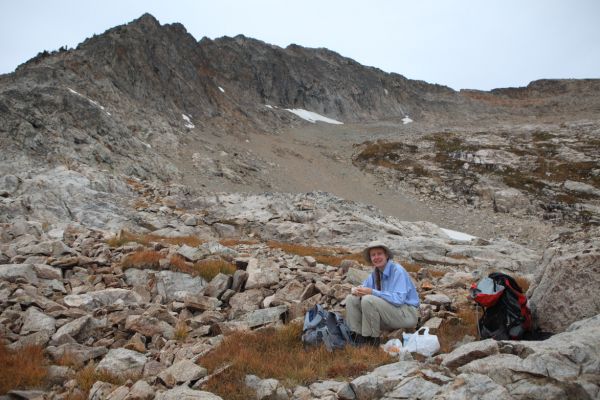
[345,294,418,337]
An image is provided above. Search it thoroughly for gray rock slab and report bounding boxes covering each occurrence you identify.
[63,288,143,310]
[157,359,207,388]
[51,315,105,343]
[383,375,442,399]
[433,373,513,400]
[245,258,279,289]
[529,245,600,333]
[155,385,223,400]
[441,339,499,369]
[97,348,147,375]
[351,361,419,400]
[244,305,288,328]
[20,306,56,335]
[156,270,207,302]
[345,267,370,286]
[0,263,38,285]
[47,343,108,366]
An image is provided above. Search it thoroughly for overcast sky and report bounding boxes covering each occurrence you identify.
[1,0,599,90]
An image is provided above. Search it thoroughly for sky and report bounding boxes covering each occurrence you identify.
[1,0,599,91]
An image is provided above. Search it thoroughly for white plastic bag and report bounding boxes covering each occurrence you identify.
[382,338,403,356]
[401,327,440,357]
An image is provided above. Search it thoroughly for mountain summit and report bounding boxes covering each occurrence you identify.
[1,13,599,233]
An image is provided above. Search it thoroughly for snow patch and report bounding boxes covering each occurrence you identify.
[67,87,110,116]
[218,86,225,93]
[285,108,343,124]
[440,228,476,242]
[265,104,273,109]
[182,114,195,129]
[402,116,413,124]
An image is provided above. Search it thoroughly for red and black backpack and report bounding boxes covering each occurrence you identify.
[470,272,532,340]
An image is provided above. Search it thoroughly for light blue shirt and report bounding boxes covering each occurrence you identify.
[362,259,420,307]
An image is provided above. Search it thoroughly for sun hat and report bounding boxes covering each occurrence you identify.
[363,240,393,264]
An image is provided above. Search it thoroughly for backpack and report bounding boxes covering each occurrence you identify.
[301,304,353,351]
[470,272,532,340]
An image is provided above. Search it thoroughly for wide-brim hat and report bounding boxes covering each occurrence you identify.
[363,240,393,264]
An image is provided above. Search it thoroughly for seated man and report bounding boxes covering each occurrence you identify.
[346,241,420,346]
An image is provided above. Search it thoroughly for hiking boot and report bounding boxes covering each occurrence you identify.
[350,331,366,346]
[365,336,381,347]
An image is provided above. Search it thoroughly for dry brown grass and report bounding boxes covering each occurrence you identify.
[68,363,135,399]
[174,321,189,342]
[106,230,204,248]
[400,260,422,273]
[121,250,164,270]
[429,269,448,278]
[436,306,480,353]
[176,259,237,281]
[267,241,363,266]
[54,350,81,368]
[0,343,48,394]
[219,238,260,247]
[120,250,237,282]
[199,322,393,400]
[168,254,191,271]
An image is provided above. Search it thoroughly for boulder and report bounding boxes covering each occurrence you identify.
[493,188,530,213]
[441,339,500,369]
[46,343,108,366]
[20,306,56,335]
[51,315,105,343]
[245,375,289,400]
[96,348,147,375]
[203,273,232,298]
[125,380,155,400]
[125,315,175,339]
[155,385,223,400]
[229,289,265,318]
[156,270,207,302]
[0,264,38,285]
[434,373,513,400]
[350,362,419,400]
[63,288,143,310]
[454,315,600,399]
[157,359,207,387]
[529,244,600,332]
[245,258,279,289]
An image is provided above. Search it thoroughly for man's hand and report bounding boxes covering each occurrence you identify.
[352,286,373,296]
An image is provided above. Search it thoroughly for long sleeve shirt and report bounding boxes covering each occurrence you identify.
[362,259,420,307]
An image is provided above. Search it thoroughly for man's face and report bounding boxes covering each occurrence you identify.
[369,247,388,269]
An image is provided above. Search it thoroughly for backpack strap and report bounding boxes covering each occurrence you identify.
[335,313,353,344]
[320,326,335,352]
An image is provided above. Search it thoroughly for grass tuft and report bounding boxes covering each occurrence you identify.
[0,343,48,394]
[437,306,480,353]
[69,363,136,399]
[121,250,164,270]
[267,241,364,266]
[219,238,260,247]
[199,322,393,400]
[106,230,204,248]
[190,259,237,281]
[174,321,189,342]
